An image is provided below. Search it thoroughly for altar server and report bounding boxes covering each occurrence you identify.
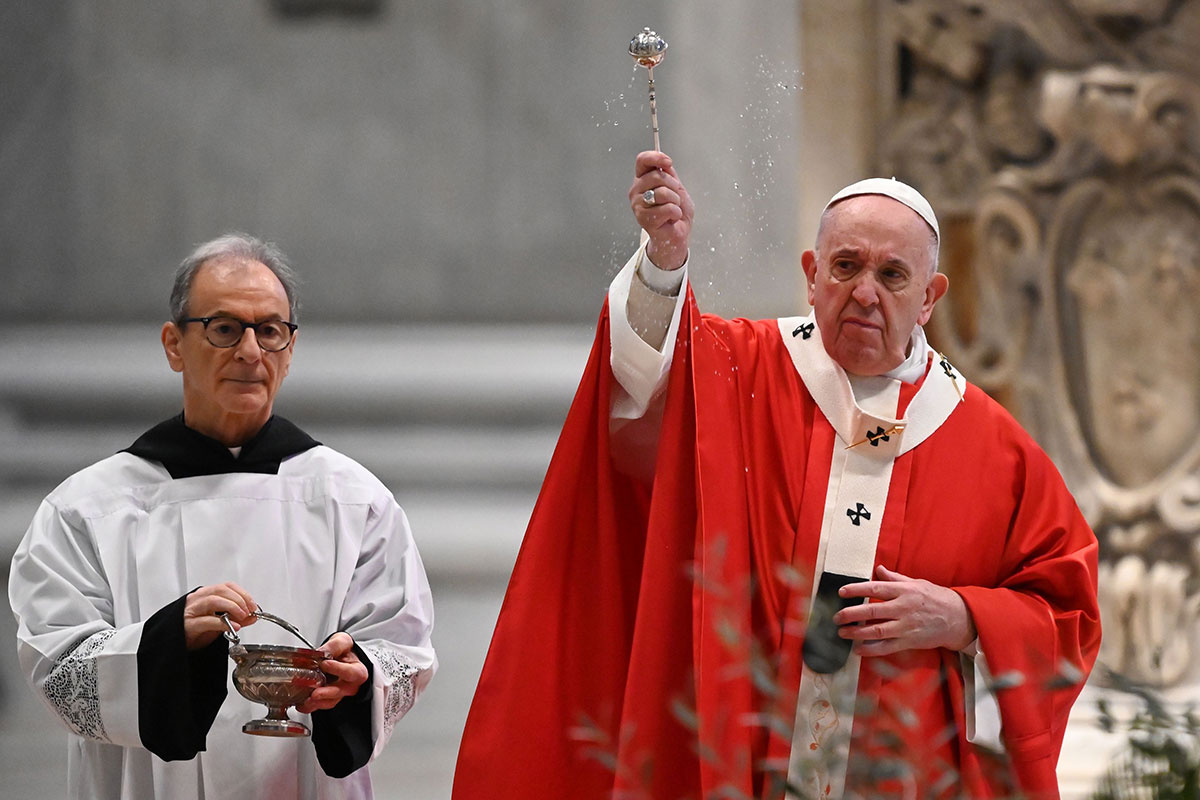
[10,233,436,799]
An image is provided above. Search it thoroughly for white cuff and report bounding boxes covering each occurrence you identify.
[609,245,688,420]
[637,249,688,295]
[96,623,146,748]
[960,643,1004,753]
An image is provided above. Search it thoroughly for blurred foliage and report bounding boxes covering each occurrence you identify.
[1092,669,1200,800]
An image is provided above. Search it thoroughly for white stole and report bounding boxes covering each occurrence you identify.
[775,314,965,799]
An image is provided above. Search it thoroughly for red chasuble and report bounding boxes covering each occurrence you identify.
[453,292,1100,800]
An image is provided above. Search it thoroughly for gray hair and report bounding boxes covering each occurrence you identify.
[168,232,300,323]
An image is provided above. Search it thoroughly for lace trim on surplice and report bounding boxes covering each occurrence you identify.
[362,644,420,738]
[42,629,117,741]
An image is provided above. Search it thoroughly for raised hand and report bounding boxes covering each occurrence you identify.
[628,150,694,271]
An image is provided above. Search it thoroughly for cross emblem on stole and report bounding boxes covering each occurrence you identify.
[938,353,965,400]
[846,502,871,526]
[866,426,890,447]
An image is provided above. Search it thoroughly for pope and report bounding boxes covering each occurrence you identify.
[453,151,1100,799]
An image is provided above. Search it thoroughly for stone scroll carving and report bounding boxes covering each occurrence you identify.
[878,0,1200,690]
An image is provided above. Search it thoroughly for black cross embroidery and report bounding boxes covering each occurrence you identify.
[866,426,890,447]
[846,503,871,526]
[937,352,965,400]
[793,322,815,340]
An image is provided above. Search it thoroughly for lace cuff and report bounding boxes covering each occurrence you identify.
[42,629,117,742]
[363,643,421,738]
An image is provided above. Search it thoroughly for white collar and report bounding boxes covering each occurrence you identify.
[882,325,931,384]
[776,313,964,455]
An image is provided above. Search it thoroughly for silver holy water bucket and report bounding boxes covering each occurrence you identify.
[220,610,326,737]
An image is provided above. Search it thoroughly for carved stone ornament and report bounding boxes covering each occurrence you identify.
[967,68,1200,689]
[880,0,1200,690]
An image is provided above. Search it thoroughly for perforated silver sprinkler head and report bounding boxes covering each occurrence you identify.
[628,27,667,68]
[627,28,668,151]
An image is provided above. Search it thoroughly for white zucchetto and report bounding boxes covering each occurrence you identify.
[823,177,940,243]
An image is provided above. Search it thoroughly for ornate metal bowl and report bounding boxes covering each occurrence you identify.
[228,643,327,737]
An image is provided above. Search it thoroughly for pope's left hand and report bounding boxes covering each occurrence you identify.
[295,632,370,713]
[833,565,977,656]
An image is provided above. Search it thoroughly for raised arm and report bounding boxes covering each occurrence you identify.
[610,152,696,424]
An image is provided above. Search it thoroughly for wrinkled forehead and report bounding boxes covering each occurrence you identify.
[191,257,290,311]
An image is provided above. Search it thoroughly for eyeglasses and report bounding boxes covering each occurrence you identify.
[181,316,298,352]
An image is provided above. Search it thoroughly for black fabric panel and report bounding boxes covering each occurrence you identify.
[802,571,869,674]
[311,640,376,778]
[137,590,229,761]
[123,413,320,479]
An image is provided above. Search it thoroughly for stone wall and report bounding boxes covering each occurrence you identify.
[0,1,801,325]
[872,1,1200,793]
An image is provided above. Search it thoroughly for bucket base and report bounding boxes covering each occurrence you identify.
[242,718,311,737]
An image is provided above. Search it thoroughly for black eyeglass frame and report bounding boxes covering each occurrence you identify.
[180,316,299,352]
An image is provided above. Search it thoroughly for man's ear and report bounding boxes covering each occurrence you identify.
[917,272,950,326]
[801,250,818,306]
[161,322,185,373]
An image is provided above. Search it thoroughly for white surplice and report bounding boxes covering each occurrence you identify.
[9,442,436,800]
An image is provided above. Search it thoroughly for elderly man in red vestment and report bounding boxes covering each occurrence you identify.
[454,151,1100,799]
